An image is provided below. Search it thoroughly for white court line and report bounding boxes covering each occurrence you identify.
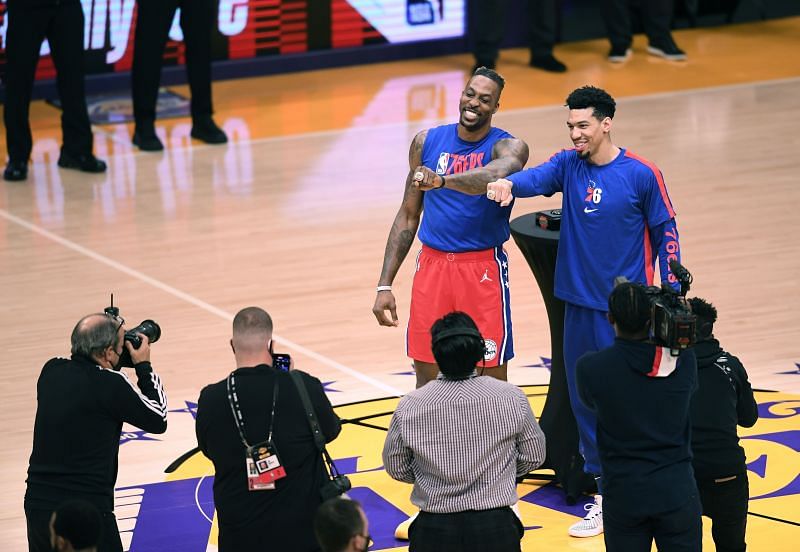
[195,475,214,524]
[0,208,404,396]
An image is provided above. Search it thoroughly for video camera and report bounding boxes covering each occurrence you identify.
[104,294,161,368]
[614,260,696,355]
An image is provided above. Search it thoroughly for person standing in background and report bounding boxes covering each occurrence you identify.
[471,0,567,72]
[3,0,107,182]
[131,0,227,151]
[602,0,687,62]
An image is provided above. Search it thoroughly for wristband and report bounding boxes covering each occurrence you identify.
[376,285,392,292]
[436,174,446,189]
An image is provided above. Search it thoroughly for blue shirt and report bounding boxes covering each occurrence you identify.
[508,148,680,310]
[418,124,514,252]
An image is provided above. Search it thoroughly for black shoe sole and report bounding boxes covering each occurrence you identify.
[133,133,165,152]
[57,159,107,173]
[190,130,228,144]
[3,168,28,181]
[530,60,567,73]
[646,46,687,61]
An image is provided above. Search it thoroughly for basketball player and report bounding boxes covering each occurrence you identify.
[372,66,529,388]
[480,85,684,538]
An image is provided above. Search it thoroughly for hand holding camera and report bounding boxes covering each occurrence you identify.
[126,333,151,365]
[104,295,162,369]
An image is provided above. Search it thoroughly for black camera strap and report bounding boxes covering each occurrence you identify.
[226,373,278,449]
[289,371,342,479]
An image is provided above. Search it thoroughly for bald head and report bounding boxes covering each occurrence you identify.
[232,307,273,354]
[71,314,120,359]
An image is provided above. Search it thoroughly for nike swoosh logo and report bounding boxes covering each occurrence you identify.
[584,207,599,213]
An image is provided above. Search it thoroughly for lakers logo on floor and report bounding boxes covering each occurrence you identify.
[116,390,800,551]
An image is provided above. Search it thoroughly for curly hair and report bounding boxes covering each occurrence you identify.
[566,85,616,120]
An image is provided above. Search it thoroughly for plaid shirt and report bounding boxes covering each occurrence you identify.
[382,374,546,513]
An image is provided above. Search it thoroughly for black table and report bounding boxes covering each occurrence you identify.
[510,211,594,502]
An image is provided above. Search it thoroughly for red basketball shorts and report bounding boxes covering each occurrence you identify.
[407,245,514,366]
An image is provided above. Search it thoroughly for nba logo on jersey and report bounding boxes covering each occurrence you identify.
[436,152,450,175]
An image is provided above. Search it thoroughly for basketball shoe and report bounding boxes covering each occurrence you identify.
[568,495,603,537]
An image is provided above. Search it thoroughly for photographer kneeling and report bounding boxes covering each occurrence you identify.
[576,282,701,552]
[25,310,168,552]
[195,307,341,552]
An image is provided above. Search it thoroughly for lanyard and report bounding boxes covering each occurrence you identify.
[226,372,278,448]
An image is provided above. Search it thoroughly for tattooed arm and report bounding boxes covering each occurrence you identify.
[372,130,427,327]
[411,137,529,195]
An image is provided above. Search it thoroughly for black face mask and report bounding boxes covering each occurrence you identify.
[110,346,124,371]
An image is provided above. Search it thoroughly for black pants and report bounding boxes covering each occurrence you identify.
[603,493,702,552]
[132,0,216,126]
[602,0,675,49]
[471,0,560,64]
[3,1,93,162]
[26,507,122,552]
[409,506,524,552]
[697,473,749,552]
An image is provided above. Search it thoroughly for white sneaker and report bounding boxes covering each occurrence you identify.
[568,495,603,538]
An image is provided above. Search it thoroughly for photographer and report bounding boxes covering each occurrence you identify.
[576,282,701,552]
[195,307,341,551]
[688,297,758,552]
[382,312,546,552]
[25,312,168,552]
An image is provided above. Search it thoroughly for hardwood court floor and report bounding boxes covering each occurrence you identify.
[1,16,800,551]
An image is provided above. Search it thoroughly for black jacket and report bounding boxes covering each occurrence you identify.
[25,355,168,512]
[196,365,341,552]
[689,338,758,480]
[577,339,698,515]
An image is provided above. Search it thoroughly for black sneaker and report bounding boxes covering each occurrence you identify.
[191,117,227,145]
[647,40,687,61]
[530,54,567,73]
[57,152,107,173]
[608,45,632,63]
[132,128,164,152]
[3,160,28,181]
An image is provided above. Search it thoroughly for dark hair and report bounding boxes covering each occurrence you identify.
[608,282,651,334]
[52,500,102,550]
[565,85,616,120]
[314,498,365,552]
[688,297,717,339]
[71,314,120,358]
[430,312,485,379]
[233,306,273,337]
[471,66,505,97]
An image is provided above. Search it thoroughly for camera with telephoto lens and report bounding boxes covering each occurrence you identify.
[613,260,696,355]
[123,319,161,349]
[320,474,352,502]
[104,295,161,368]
